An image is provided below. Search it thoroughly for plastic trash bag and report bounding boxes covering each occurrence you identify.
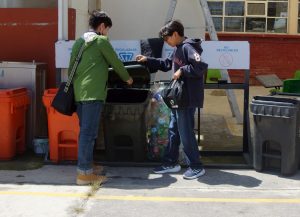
[146,82,170,161]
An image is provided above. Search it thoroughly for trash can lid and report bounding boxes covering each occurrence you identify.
[108,62,150,88]
[254,95,299,105]
[0,88,28,97]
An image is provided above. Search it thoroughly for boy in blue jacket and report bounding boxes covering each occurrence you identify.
[136,20,207,180]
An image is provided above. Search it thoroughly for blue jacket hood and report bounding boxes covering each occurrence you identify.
[180,38,203,55]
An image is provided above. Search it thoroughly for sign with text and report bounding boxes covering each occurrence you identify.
[55,40,141,68]
[161,41,249,69]
[201,41,250,69]
[110,40,141,62]
[55,40,249,70]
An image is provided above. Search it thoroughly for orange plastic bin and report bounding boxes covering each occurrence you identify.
[43,89,79,162]
[0,88,30,160]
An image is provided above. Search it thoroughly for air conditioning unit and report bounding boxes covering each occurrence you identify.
[246,2,266,16]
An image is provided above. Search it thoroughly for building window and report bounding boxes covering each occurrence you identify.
[207,0,288,33]
[208,1,224,31]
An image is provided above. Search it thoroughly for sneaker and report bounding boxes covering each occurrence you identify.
[93,164,105,175]
[76,174,107,185]
[183,168,205,180]
[153,164,181,174]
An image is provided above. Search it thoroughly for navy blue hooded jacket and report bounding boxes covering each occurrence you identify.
[146,38,207,108]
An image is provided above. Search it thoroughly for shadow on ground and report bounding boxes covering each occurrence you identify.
[198,169,262,187]
[103,167,262,190]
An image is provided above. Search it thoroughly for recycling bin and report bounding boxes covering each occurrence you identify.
[0,88,30,160]
[250,95,300,176]
[103,64,151,162]
[43,88,79,162]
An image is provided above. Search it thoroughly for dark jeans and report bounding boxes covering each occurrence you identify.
[163,108,203,169]
[76,100,103,174]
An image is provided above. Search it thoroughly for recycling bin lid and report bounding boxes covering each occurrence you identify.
[108,61,150,88]
[254,95,300,105]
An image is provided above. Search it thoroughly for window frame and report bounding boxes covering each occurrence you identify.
[207,0,289,34]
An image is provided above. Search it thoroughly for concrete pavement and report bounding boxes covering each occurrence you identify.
[0,165,300,217]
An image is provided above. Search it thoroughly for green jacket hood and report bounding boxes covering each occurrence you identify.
[81,31,97,42]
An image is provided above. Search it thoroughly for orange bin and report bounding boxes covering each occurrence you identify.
[0,88,30,160]
[43,88,79,162]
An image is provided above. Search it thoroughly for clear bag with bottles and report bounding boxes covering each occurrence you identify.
[146,82,170,161]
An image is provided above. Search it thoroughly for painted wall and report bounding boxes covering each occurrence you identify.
[0,8,76,88]
[101,0,206,40]
[69,0,102,38]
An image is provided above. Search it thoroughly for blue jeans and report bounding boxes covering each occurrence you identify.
[163,108,203,169]
[76,100,103,174]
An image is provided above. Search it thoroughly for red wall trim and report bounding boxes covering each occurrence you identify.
[0,8,76,88]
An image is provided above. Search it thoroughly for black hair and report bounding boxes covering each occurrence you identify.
[159,20,184,39]
[89,10,112,30]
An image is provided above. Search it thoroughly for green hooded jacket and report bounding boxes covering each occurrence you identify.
[69,32,130,102]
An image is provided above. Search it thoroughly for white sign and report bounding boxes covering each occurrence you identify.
[55,40,75,68]
[110,40,141,62]
[55,40,141,68]
[55,40,250,70]
[162,41,249,69]
[201,41,250,69]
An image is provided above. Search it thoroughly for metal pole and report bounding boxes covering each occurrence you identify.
[57,0,69,86]
[165,0,177,24]
[58,0,68,40]
[243,70,250,153]
[199,0,243,124]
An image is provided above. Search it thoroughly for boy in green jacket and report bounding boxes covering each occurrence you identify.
[70,10,133,185]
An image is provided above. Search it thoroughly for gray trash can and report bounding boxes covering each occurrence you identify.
[103,63,151,162]
[250,95,300,176]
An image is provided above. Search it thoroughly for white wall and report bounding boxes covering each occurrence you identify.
[69,0,101,38]
[68,0,206,39]
[101,0,206,40]
[68,0,89,38]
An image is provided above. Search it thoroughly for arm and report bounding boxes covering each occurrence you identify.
[180,44,208,79]
[98,37,132,84]
[136,53,174,72]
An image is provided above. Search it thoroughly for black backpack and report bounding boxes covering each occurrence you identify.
[160,79,189,109]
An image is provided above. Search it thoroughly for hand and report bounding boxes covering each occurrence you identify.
[136,55,147,62]
[173,69,182,80]
[126,77,133,85]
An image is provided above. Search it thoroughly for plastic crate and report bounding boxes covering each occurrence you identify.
[283,79,300,94]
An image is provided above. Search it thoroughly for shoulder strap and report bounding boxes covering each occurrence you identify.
[64,41,85,92]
